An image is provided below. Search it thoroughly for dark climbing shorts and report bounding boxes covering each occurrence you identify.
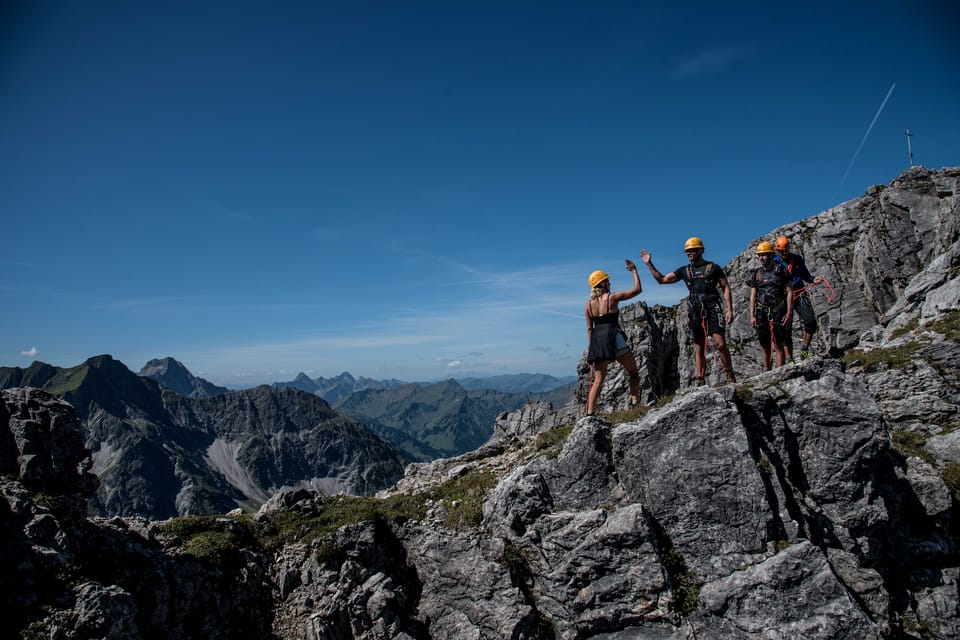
[755,304,788,348]
[688,299,725,340]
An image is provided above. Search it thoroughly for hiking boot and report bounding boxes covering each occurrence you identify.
[800,349,810,360]
[725,370,737,383]
[696,377,706,387]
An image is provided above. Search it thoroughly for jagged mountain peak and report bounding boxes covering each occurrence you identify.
[139,356,228,398]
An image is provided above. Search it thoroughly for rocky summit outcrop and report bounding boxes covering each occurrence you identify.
[544,165,959,417]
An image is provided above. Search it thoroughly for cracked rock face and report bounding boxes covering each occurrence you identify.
[269,360,954,639]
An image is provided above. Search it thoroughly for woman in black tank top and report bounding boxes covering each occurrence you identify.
[584,259,643,416]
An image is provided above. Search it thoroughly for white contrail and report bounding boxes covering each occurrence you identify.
[840,83,896,185]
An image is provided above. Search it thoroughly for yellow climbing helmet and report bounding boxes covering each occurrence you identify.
[775,236,790,250]
[757,241,776,254]
[684,237,704,251]
[588,270,610,288]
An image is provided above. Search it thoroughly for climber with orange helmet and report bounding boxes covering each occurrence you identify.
[584,260,642,415]
[749,241,793,370]
[773,235,824,361]
[641,238,737,386]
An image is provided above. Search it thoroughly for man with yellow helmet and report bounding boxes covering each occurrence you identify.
[773,235,824,360]
[749,241,793,370]
[641,238,736,385]
[584,259,643,415]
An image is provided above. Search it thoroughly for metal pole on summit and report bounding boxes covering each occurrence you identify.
[905,129,915,167]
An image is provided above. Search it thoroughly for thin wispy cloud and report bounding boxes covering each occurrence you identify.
[439,259,591,293]
[21,346,39,357]
[671,46,752,80]
[93,295,325,314]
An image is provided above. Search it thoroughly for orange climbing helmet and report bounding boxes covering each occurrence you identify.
[684,237,704,251]
[775,236,790,250]
[589,270,610,288]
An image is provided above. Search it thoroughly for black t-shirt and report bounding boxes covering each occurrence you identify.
[672,262,724,299]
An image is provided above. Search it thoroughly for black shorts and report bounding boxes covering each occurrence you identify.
[688,299,725,340]
[755,304,788,347]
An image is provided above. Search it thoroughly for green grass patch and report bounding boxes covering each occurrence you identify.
[941,463,960,502]
[890,430,935,465]
[499,541,531,573]
[44,366,90,396]
[160,468,499,561]
[757,454,772,475]
[534,424,574,458]
[606,395,675,426]
[843,342,921,372]
[257,493,428,551]
[926,310,960,342]
[902,610,938,640]
[31,491,66,512]
[889,316,920,340]
[314,540,343,564]
[431,468,498,530]
[660,545,700,617]
[157,514,261,564]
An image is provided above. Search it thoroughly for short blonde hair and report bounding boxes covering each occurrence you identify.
[590,281,610,299]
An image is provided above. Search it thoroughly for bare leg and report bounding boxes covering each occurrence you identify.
[713,333,736,381]
[774,342,787,367]
[586,361,608,414]
[761,343,772,370]
[693,336,707,381]
[617,352,641,405]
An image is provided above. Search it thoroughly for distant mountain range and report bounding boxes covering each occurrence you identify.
[0,355,577,515]
[273,371,406,404]
[273,371,576,461]
[0,356,407,518]
[333,379,526,461]
[272,370,576,401]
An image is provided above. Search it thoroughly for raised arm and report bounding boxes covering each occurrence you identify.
[610,259,642,302]
[641,250,680,285]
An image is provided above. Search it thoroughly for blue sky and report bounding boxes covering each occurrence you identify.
[2,1,958,386]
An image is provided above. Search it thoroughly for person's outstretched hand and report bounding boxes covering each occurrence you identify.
[640,250,652,264]
[625,258,637,271]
